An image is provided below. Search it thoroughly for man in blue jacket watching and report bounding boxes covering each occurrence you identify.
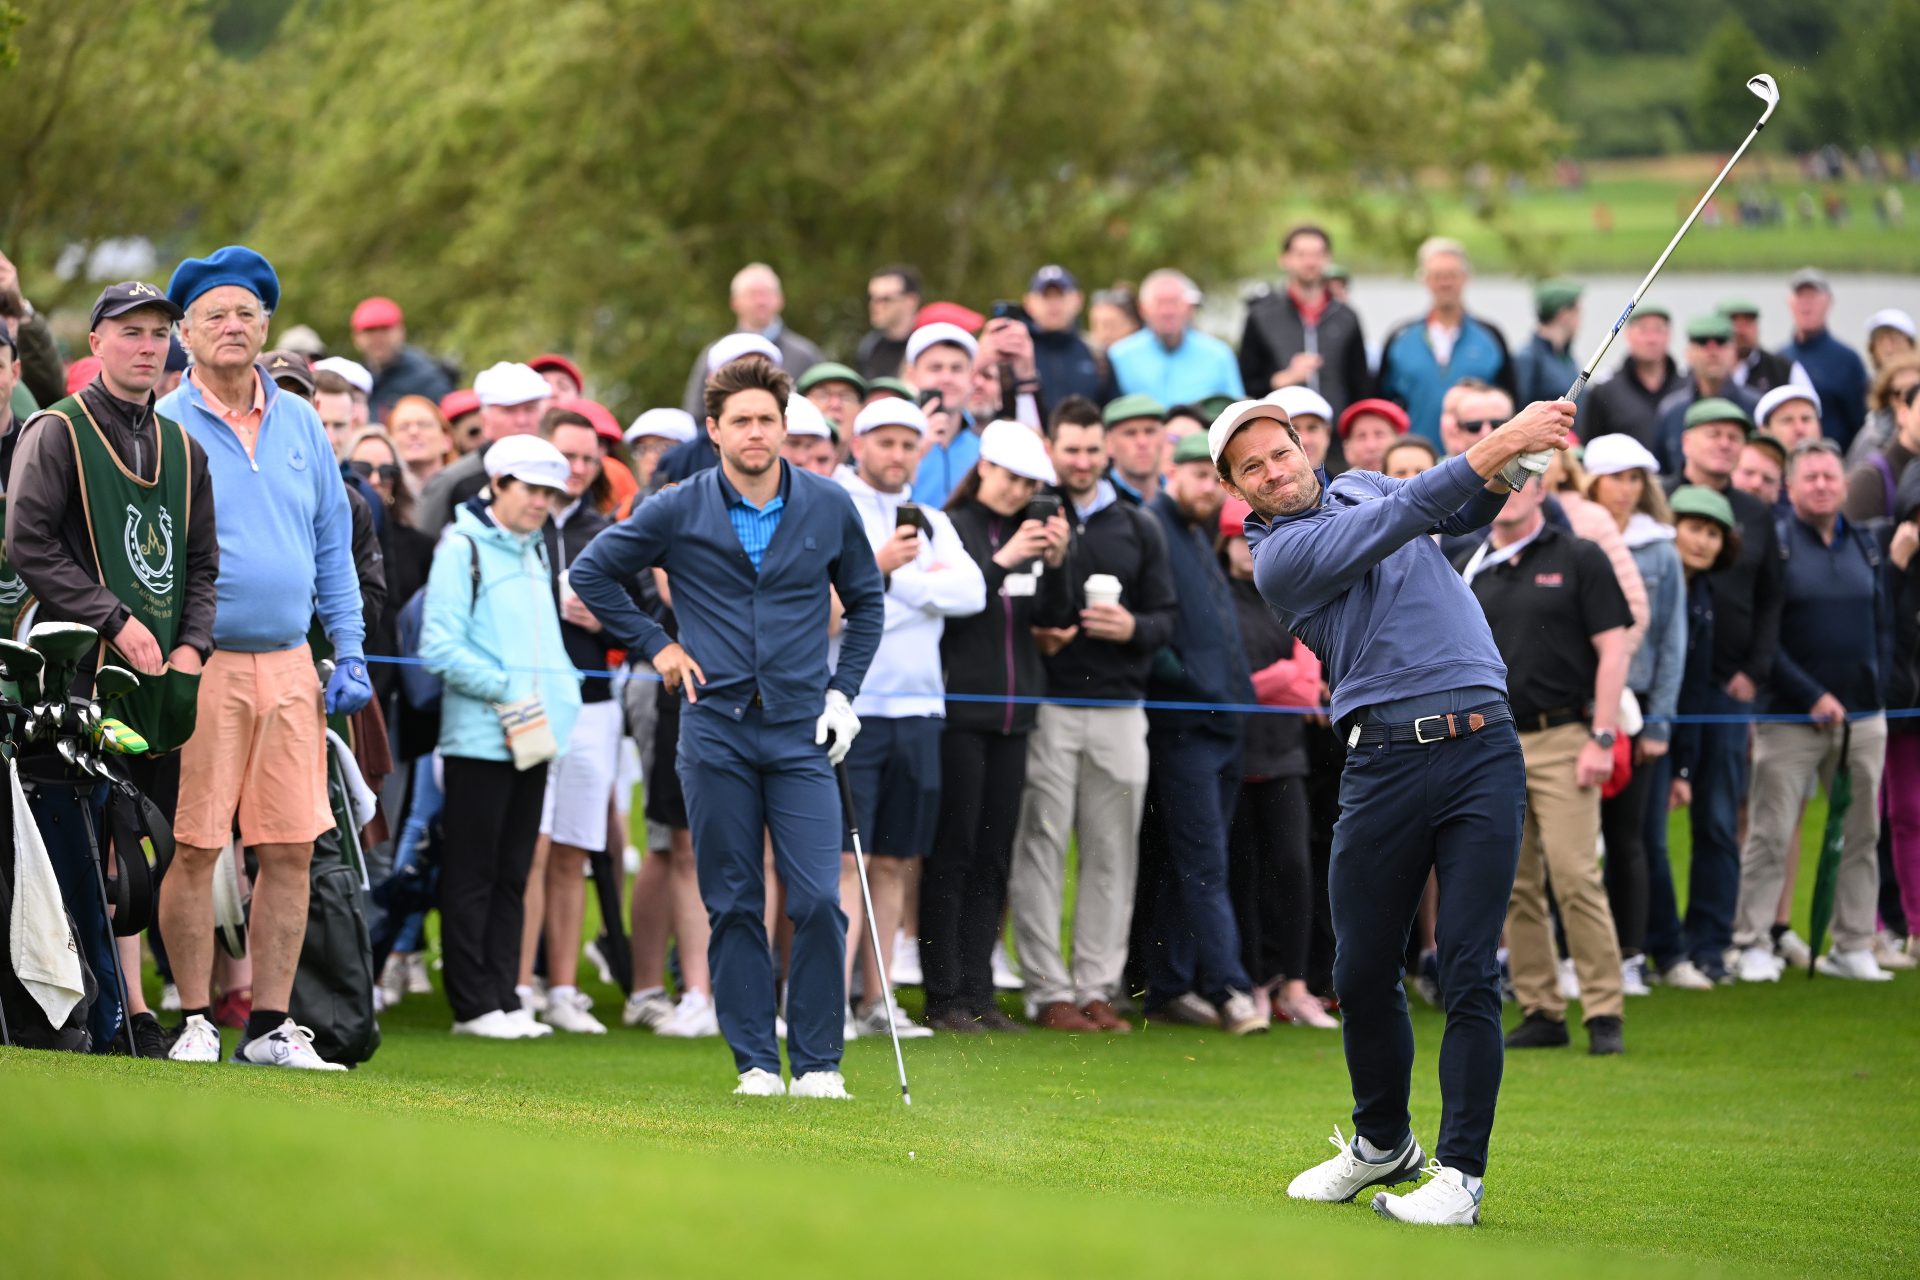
[571,355,885,1099]
[1211,391,1573,1226]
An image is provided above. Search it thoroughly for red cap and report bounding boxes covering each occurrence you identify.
[914,301,985,334]
[1337,397,1410,438]
[529,352,584,391]
[1218,497,1253,540]
[65,357,103,396]
[572,398,622,443]
[439,388,481,421]
[351,296,404,331]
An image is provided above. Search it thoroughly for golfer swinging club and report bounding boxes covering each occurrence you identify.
[571,354,884,1099]
[1209,393,1574,1226]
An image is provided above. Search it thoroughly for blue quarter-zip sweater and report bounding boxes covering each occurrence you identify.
[570,460,885,726]
[1243,453,1508,724]
[157,366,364,659]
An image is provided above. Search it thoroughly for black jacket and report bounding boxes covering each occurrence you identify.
[940,499,1075,735]
[1229,576,1308,779]
[1237,286,1371,415]
[1662,474,1784,688]
[1028,323,1110,406]
[1145,492,1251,738]
[543,500,619,703]
[1579,356,1685,451]
[1043,487,1178,702]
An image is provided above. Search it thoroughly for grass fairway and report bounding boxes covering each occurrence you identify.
[3,823,1917,1276]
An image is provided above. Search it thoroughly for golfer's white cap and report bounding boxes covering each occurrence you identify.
[786,392,833,439]
[709,332,784,369]
[1207,398,1293,466]
[483,434,570,492]
[312,356,373,396]
[1581,434,1662,477]
[1266,385,1334,424]
[1756,383,1821,427]
[1867,308,1917,341]
[906,322,978,366]
[979,419,1056,485]
[624,407,696,446]
[473,361,551,407]
[853,398,928,437]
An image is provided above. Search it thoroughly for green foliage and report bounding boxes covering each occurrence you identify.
[1693,16,1768,146]
[1854,0,1920,144]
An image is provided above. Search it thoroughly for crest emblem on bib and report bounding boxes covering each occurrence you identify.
[124,504,176,595]
[0,566,25,607]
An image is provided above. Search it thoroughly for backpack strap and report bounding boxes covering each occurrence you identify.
[1871,452,1897,521]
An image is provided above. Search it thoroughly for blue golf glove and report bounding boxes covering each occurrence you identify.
[325,657,374,716]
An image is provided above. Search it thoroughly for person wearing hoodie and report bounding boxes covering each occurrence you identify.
[1022,265,1110,405]
[421,435,583,1040]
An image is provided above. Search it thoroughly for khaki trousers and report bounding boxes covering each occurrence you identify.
[1508,722,1625,1021]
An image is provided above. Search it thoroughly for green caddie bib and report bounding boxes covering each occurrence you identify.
[0,494,31,638]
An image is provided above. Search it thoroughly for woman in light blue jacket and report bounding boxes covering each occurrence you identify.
[1582,435,1686,998]
[420,435,582,1040]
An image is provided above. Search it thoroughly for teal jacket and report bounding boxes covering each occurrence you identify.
[421,502,581,762]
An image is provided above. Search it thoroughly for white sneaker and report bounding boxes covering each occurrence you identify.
[658,990,720,1038]
[622,988,676,1030]
[582,938,617,986]
[890,933,923,987]
[516,981,548,1014]
[453,1010,528,1039]
[1774,930,1813,970]
[1735,945,1784,983]
[505,1007,555,1037]
[1220,989,1271,1035]
[1872,932,1918,972]
[234,1019,348,1070]
[733,1067,786,1097]
[1286,1126,1424,1202]
[1620,955,1651,997]
[160,982,181,1013]
[1274,990,1341,1030]
[1371,1161,1483,1226]
[1816,948,1895,982]
[406,952,434,995]
[378,954,408,1008]
[167,1013,221,1063]
[789,1070,853,1100]
[992,944,1024,991]
[843,1009,860,1041]
[1659,960,1715,991]
[1555,956,1580,1001]
[542,989,608,1034]
[855,1001,933,1039]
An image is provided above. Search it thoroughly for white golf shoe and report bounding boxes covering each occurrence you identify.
[452,1010,528,1039]
[622,988,677,1030]
[1286,1126,1424,1202]
[1873,933,1918,972]
[233,1019,348,1071]
[541,989,607,1034]
[1735,946,1784,983]
[733,1068,786,1097]
[1773,930,1814,970]
[504,1007,554,1037]
[1658,960,1715,991]
[1816,948,1895,982]
[166,1013,221,1063]
[1371,1161,1483,1226]
[657,990,720,1038]
[789,1070,854,1100]
[1620,955,1651,997]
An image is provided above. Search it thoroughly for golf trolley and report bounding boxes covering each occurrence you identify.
[0,621,167,1053]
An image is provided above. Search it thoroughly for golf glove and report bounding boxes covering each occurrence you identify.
[1499,450,1552,491]
[325,657,374,716]
[815,689,860,765]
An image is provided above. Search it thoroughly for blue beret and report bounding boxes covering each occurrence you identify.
[167,245,281,314]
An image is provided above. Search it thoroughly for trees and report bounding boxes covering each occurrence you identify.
[1693,16,1767,147]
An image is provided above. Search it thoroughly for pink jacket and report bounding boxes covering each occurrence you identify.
[1557,490,1649,656]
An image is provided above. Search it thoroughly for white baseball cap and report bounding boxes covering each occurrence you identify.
[1206,398,1293,466]
[1866,308,1917,341]
[708,332,784,369]
[905,321,978,366]
[312,356,373,396]
[624,407,697,446]
[472,361,551,408]
[853,398,928,437]
[1755,383,1821,427]
[1581,434,1662,477]
[786,393,833,440]
[483,434,570,492]
[1266,385,1334,424]
[979,419,1056,484]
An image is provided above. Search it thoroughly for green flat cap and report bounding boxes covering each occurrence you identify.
[1103,393,1167,426]
[1199,393,1237,421]
[1686,313,1734,342]
[1171,431,1212,465]
[1717,298,1760,318]
[1669,484,1736,530]
[1629,304,1670,324]
[1534,278,1583,321]
[865,377,914,402]
[797,362,866,395]
[1683,396,1752,431]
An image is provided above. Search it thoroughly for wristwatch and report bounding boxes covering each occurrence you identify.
[1590,727,1617,750]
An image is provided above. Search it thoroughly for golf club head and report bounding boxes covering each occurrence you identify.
[55,738,81,771]
[0,638,46,704]
[93,665,141,704]
[1747,73,1779,123]
[27,620,100,704]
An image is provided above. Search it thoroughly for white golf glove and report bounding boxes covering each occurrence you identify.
[816,689,861,765]
[1499,450,1553,491]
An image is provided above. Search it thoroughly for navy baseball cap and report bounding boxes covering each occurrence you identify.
[1029,264,1077,293]
[89,281,184,332]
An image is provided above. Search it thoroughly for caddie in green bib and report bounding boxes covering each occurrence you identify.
[0,494,31,638]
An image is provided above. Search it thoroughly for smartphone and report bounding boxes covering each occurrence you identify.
[895,502,931,536]
[1025,492,1061,524]
[990,299,1030,325]
[916,388,944,414]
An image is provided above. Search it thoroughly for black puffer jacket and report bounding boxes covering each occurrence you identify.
[941,499,1075,735]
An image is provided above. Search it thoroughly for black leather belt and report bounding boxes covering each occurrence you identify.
[1347,701,1513,748]
[1510,706,1585,734]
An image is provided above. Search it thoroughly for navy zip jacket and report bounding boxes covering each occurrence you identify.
[570,460,884,726]
[1146,491,1253,737]
[1767,512,1892,715]
[1244,453,1509,725]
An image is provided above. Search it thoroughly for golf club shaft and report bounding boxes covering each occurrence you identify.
[837,759,912,1105]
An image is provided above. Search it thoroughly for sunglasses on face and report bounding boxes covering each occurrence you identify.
[868,292,901,305]
[1457,418,1502,434]
[1693,336,1730,348]
[348,459,402,486]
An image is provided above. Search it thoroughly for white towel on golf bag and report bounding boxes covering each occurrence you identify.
[325,728,379,830]
[8,757,85,1026]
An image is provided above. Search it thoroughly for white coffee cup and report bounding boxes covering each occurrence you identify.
[1084,573,1122,609]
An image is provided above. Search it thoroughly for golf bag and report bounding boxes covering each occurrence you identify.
[0,793,98,1051]
[288,737,381,1066]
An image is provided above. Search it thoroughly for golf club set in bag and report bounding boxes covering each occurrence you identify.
[0,621,170,1054]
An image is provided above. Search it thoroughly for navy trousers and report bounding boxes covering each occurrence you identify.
[678,704,847,1077]
[1680,689,1749,977]
[1144,727,1252,1007]
[1330,691,1524,1178]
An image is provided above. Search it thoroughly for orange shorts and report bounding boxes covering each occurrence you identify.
[174,645,335,849]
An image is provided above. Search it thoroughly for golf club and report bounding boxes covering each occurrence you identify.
[1506,71,1779,487]
[0,638,46,706]
[835,757,913,1106]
